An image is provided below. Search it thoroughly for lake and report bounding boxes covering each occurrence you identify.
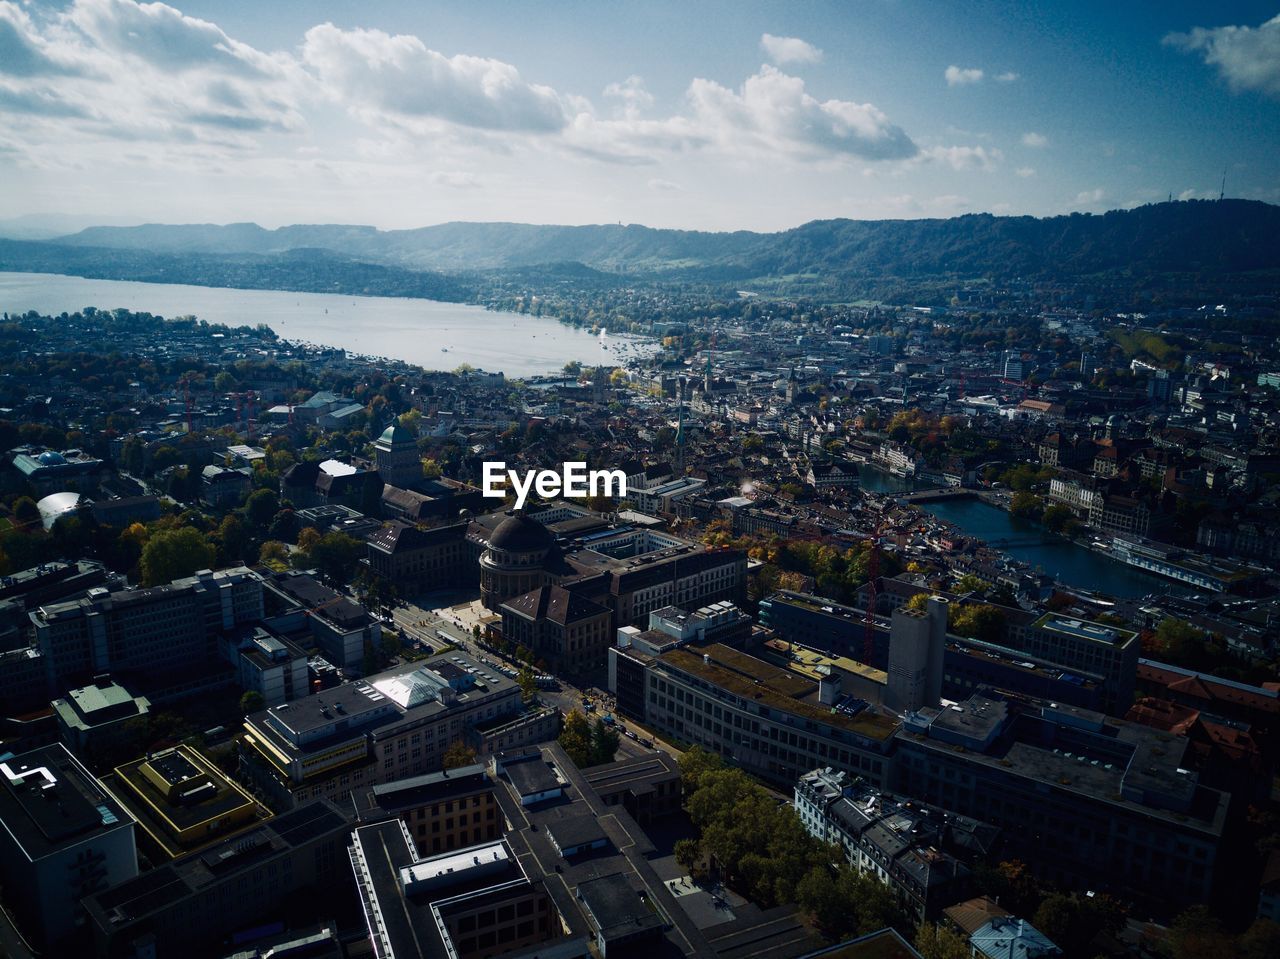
[860,466,1169,598]
[0,271,649,377]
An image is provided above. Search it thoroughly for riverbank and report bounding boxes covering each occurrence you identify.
[859,465,1171,598]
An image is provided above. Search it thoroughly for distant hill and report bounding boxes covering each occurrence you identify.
[54,200,1280,280]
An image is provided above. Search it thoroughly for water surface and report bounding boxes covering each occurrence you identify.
[0,271,649,377]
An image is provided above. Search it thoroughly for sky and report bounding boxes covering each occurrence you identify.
[1,0,1278,233]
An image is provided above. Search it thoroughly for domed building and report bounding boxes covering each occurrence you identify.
[480,512,556,611]
[374,422,420,488]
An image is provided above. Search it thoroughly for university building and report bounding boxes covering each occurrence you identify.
[240,651,556,808]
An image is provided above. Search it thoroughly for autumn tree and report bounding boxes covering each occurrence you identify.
[558,709,591,768]
[915,922,969,959]
[443,740,478,770]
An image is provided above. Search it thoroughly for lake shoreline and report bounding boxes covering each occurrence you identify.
[0,270,656,378]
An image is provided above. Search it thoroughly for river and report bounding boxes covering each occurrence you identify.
[0,271,651,377]
[859,466,1169,598]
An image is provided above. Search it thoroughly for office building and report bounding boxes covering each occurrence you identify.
[580,752,682,827]
[0,744,138,950]
[759,591,1105,712]
[348,826,573,959]
[1023,615,1139,713]
[224,627,309,707]
[99,744,264,863]
[355,762,503,857]
[892,689,1228,911]
[372,422,421,488]
[609,641,898,788]
[52,676,151,753]
[257,568,381,672]
[240,651,556,808]
[364,519,474,595]
[33,566,262,696]
[83,801,353,959]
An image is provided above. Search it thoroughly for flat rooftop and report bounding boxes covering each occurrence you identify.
[773,641,888,686]
[0,744,133,859]
[101,748,262,857]
[577,872,665,940]
[1033,614,1137,647]
[661,644,899,743]
[84,801,348,925]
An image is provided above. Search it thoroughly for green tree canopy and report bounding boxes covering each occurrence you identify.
[140,527,216,586]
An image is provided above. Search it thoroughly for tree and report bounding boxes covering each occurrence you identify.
[516,664,538,703]
[442,740,478,771]
[12,496,40,528]
[1042,503,1078,535]
[1239,920,1280,959]
[244,488,279,528]
[1156,617,1205,662]
[258,540,290,568]
[140,527,216,586]
[307,532,363,584]
[559,709,591,768]
[915,922,969,959]
[951,603,1006,643]
[674,838,701,878]
[214,514,249,565]
[589,718,621,766]
[1168,905,1236,959]
[297,526,321,551]
[679,745,726,793]
[239,690,265,715]
[1010,490,1043,518]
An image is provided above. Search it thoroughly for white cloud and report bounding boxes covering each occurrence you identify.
[1075,187,1105,204]
[760,33,823,66]
[1021,131,1048,147]
[430,171,481,188]
[0,1,929,222]
[920,144,1002,171]
[603,75,653,120]
[1016,166,1035,178]
[945,65,984,86]
[302,23,569,133]
[995,71,1019,82]
[0,1,85,76]
[648,178,681,192]
[684,65,916,160]
[1164,14,1280,98]
[67,0,277,76]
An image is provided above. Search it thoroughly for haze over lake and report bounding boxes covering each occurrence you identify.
[0,271,646,377]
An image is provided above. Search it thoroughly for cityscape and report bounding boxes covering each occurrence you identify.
[2,3,1280,959]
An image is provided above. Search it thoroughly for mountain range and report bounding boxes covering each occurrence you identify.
[44,200,1280,280]
[0,201,1276,309]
